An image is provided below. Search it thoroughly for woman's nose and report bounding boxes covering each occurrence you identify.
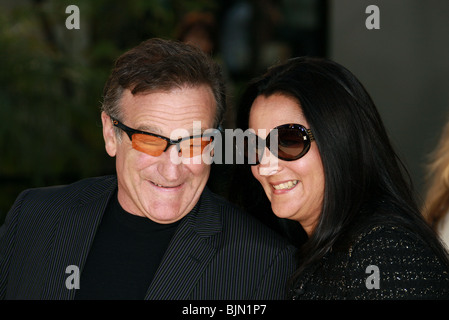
[258,148,280,176]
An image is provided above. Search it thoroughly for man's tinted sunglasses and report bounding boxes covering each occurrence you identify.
[112,118,217,158]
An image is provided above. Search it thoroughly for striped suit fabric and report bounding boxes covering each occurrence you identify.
[0,175,297,300]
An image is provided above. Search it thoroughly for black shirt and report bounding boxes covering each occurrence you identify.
[75,190,181,300]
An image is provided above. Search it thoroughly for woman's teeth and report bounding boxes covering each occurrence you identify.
[273,180,298,190]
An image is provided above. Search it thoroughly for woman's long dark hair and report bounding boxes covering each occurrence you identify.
[232,57,449,290]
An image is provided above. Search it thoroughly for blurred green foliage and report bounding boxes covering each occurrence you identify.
[0,0,219,223]
[0,0,326,224]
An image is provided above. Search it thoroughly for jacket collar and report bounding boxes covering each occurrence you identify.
[41,176,117,299]
[144,186,223,299]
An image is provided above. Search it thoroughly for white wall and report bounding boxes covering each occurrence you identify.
[329,0,449,199]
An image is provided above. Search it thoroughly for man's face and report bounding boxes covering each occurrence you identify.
[101,85,216,224]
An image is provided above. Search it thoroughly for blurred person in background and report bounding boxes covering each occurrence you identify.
[423,117,449,249]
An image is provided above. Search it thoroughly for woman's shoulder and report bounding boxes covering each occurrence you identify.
[349,216,440,257]
[350,222,424,255]
[344,219,449,299]
[293,216,449,299]
[347,217,447,275]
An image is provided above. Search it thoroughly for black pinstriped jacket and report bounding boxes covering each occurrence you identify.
[0,175,297,300]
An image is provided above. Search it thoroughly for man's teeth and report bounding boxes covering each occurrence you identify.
[273,180,298,190]
[152,181,174,188]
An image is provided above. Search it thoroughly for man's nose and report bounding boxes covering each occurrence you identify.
[157,145,184,181]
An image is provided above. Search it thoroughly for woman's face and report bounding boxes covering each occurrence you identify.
[249,93,325,235]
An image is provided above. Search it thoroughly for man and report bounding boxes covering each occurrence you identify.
[0,38,296,300]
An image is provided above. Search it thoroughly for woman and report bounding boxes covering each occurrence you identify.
[236,57,449,299]
[423,118,449,248]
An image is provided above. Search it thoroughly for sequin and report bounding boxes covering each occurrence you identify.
[291,225,449,299]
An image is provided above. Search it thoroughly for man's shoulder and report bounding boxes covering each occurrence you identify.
[202,187,263,225]
[2,176,117,247]
[16,175,117,208]
[202,188,293,246]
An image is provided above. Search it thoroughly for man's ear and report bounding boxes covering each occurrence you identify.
[101,112,117,157]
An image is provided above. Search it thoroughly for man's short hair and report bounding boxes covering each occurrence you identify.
[101,38,226,129]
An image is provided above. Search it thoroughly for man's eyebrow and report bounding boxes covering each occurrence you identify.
[135,124,162,134]
[135,124,210,136]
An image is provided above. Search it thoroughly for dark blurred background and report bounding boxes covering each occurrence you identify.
[1,0,448,226]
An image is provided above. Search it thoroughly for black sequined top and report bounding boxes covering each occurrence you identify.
[291,224,449,299]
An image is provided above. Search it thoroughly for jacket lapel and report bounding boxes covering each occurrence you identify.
[41,176,117,299]
[145,188,222,300]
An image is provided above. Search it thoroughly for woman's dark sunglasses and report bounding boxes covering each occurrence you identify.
[111,118,217,158]
[245,123,314,165]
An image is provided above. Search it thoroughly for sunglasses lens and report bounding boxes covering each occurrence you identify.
[179,137,213,158]
[277,127,306,160]
[241,125,312,164]
[132,134,167,156]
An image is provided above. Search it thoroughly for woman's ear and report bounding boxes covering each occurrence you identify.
[101,112,117,157]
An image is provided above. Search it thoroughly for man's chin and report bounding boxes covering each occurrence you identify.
[142,207,187,224]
